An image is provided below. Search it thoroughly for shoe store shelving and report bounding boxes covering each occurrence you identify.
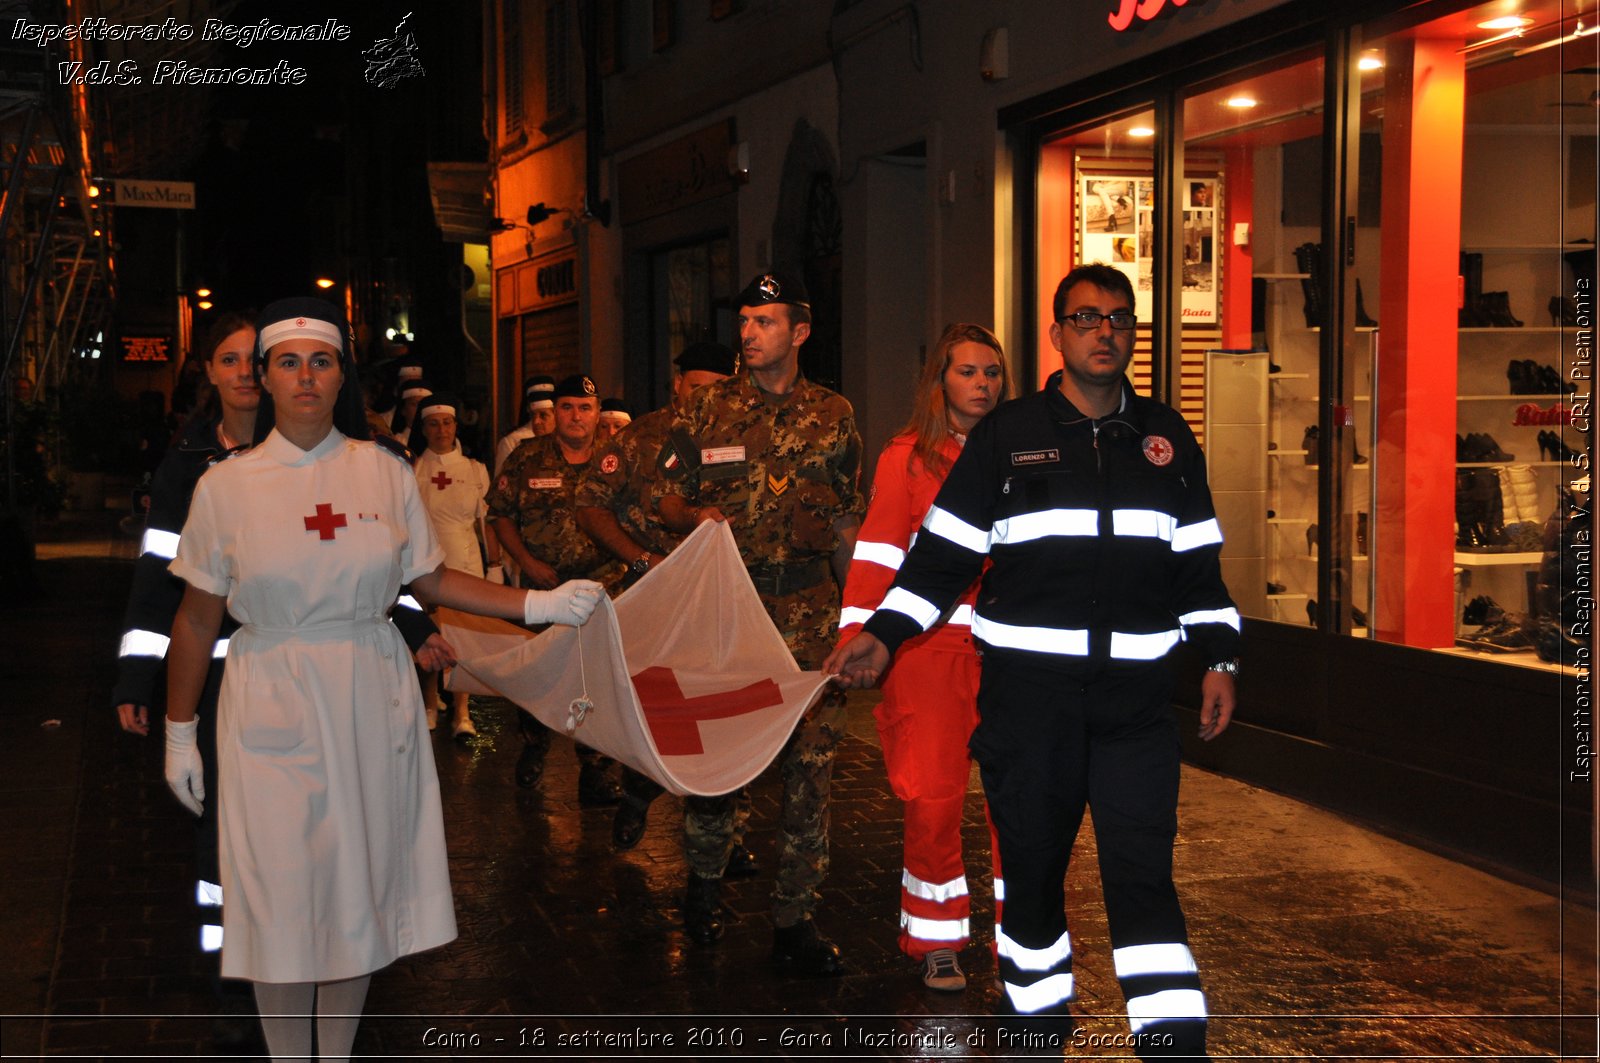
[1244,266,1375,632]
[1448,225,1585,667]
[1453,551,1543,567]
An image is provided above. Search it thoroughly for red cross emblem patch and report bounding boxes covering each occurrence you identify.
[600,453,620,475]
[1142,435,1174,467]
[303,503,347,540]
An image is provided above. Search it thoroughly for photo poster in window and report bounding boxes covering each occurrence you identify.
[1078,175,1152,320]
[1181,179,1218,323]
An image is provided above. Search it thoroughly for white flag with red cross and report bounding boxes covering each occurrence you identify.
[437,521,832,796]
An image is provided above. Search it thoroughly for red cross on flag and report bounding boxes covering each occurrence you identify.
[437,521,831,796]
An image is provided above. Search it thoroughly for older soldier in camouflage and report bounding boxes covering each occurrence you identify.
[655,270,863,977]
[574,342,762,857]
[488,373,626,806]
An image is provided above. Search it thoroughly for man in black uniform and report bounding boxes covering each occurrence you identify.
[826,264,1238,1058]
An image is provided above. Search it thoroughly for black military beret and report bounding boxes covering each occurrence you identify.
[552,373,598,400]
[735,269,810,311]
[673,341,739,376]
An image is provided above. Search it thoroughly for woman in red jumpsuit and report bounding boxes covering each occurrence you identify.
[838,323,1008,991]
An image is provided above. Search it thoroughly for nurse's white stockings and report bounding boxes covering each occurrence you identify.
[254,973,371,1063]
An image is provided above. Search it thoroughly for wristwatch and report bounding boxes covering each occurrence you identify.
[629,553,652,577]
[1207,658,1240,676]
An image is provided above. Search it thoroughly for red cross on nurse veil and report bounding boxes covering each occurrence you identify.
[630,667,784,755]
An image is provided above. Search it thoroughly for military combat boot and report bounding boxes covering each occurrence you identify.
[683,874,724,943]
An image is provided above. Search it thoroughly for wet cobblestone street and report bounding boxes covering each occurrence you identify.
[1,515,1594,1060]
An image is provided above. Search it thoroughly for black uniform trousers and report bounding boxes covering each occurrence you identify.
[971,659,1207,1060]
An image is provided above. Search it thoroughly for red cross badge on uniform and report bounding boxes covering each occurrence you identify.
[600,453,620,475]
[304,503,348,540]
[430,471,453,490]
[1142,435,1174,467]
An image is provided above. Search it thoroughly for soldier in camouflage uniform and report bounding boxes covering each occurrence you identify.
[654,270,864,976]
[574,342,761,858]
[488,373,627,806]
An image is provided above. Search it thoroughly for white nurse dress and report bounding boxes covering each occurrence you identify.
[171,427,456,983]
[414,443,489,577]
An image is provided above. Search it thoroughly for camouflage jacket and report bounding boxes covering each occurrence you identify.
[654,372,864,570]
[574,404,681,558]
[487,434,624,586]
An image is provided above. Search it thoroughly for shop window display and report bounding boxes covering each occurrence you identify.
[1029,8,1591,676]
[1179,50,1338,630]
[1037,108,1221,447]
[1362,4,1594,672]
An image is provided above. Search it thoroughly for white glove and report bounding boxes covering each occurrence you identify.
[164,716,205,816]
[524,580,605,626]
[484,563,505,585]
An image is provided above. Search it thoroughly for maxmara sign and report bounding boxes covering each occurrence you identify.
[114,178,196,209]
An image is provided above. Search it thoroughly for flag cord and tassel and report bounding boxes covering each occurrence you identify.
[564,626,595,735]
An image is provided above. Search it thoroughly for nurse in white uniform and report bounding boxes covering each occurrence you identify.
[161,298,602,1063]
[408,391,498,740]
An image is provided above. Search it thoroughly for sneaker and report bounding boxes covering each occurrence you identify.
[921,948,967,991]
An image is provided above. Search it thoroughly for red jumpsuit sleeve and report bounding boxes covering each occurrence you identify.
[839,441,917,637]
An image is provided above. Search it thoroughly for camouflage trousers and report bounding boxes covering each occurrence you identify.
[683,580,846,927]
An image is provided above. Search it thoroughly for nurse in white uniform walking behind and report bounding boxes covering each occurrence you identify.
[161,298,603,1062]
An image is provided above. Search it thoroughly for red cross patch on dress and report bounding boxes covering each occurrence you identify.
[303,503,347,540]
[430,471,453,490]
[1142,435,1174,467]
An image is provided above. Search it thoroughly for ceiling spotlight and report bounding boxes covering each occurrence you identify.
[1358,54,1384,71]
[1478,16,1534,30]
[1128,125,1155,138]
[1225,95,1258,109]
[197,299,214,310]
[315,277,336,290]
[196,287,212,298]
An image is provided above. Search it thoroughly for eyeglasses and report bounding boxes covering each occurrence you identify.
[1058,311,1137,330]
